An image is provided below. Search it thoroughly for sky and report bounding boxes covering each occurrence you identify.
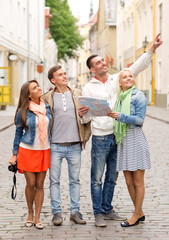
[67,0,99,24]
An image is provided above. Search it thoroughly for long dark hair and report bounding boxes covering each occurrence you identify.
[14,80,39,127]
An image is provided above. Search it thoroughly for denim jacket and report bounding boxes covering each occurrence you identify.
[13,103,52,154]
[117,88,147,128]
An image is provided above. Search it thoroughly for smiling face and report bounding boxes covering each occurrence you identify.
[119,70,135,92]
[51,68,68,87]
[29,81,42,102]
[90,56,108,77]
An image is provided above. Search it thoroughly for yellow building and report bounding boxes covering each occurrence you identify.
[97,0,117,74]
[135,0,155,105]
[117,0,155,105]
[116,0,135,71]
[77,23,91,89]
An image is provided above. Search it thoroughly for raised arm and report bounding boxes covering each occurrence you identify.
[129,33,163,78]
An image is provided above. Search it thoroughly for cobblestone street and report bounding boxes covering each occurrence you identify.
[0,108,169,240]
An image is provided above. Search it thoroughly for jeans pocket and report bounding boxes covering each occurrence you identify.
[93,135,108,142]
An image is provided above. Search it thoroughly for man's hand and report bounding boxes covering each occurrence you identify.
[149,33,163,53]
[78,106,89,117]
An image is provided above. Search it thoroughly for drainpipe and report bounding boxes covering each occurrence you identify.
[27,0,30,81]
[151,0,156,106]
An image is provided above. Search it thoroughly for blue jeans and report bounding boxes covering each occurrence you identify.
[91,134,118,215]
[49,143,81,215]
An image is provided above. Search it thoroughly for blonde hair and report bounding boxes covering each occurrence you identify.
[117,68,136,95]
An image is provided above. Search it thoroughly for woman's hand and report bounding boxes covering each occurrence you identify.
[9,155,17,165]
[107,112,118,119]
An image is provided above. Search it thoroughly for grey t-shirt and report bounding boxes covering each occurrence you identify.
[52,91,80,143]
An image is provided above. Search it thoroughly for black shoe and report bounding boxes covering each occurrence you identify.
[121,219,139,227]
[138,215,145,221]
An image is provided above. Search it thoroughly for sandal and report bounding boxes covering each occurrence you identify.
[25,220,33,227]
[34,222,44,229]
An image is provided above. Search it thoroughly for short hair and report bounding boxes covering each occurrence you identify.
[48,65,62,82]
[86,54,98,69]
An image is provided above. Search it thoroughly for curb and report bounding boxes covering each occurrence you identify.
[0,123,14,132]
[146,114,169,124]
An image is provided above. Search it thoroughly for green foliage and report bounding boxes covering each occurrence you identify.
[46,0,84,60]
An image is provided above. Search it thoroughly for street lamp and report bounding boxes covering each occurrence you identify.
[143,36,149,52]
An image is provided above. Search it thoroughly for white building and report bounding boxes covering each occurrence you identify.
[0,0,45,106]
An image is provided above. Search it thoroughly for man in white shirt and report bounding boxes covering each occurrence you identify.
[78,33,162,227]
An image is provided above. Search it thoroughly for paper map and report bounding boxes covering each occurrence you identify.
[78,96,111,117]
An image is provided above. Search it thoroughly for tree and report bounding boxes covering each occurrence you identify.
[46,0,84,60]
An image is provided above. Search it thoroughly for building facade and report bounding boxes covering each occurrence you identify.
[97,0,117,74]
[77,23,91,89]
[116,0,168,108]
[0,0,45,106]
[155,0,169,108]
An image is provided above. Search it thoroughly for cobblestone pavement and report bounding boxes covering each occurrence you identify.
[0,107,169,240]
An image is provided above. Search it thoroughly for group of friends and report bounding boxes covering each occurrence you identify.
[9,34,162,229]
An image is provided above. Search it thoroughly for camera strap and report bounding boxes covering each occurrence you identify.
[11,173,17,200]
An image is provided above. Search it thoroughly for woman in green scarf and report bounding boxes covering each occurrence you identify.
[108,69,151,227]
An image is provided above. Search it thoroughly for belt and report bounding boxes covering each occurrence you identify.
[53,142,80,146]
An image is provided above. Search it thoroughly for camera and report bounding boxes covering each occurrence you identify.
[8,162,18,173]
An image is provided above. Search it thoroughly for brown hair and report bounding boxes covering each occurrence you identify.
[86,55,98,69]
[48,65,62,82]
[14,80,39,127]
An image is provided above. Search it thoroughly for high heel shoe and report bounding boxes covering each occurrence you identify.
[121,219,139,227]
[138,215,145,221]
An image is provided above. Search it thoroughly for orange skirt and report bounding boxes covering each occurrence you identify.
[17,147,50,172]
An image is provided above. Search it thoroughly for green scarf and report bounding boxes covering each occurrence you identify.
[114,85,136,145]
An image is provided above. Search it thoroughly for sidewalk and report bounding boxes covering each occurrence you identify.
[0,105,169,132]
[1,105,169,240]
[146,106,169,124]
[0,106,16,132]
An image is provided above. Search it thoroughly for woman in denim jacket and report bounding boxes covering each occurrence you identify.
[9,80,52,229]
[108,69,150,227]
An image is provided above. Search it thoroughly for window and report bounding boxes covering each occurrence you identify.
[23,8,27,41]
[31,63,34,79]
[157,61,162,92]
[138,16,142,47]
[0,0,4,26]
[20,60,27,88]
[128,21,131,48]
[124,25,127,50]
[79,63,81,75]
[144,11,147,40]
[149,6,153,41]
[17,1,21,38]
[9,0,14,33]
[159,3,163,34]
